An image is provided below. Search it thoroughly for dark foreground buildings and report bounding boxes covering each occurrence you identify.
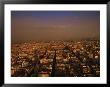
[11,40,100,77]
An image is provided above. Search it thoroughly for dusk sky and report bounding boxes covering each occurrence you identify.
[11,11,100,42]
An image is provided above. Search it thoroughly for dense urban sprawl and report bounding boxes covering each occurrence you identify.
[11,40,100,77]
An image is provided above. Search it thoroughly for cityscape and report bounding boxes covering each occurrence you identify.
[11,11,100,77]
[11,40,100,77]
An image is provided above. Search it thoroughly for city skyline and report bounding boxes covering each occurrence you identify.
[11,11,100,77]
[11,11,100,43]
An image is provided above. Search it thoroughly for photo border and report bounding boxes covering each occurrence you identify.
[5,4,106,84]
[0,0,109,87]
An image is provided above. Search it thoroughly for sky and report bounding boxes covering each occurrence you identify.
[11,11,100,42]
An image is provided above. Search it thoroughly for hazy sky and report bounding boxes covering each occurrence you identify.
[11,11,100,42]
